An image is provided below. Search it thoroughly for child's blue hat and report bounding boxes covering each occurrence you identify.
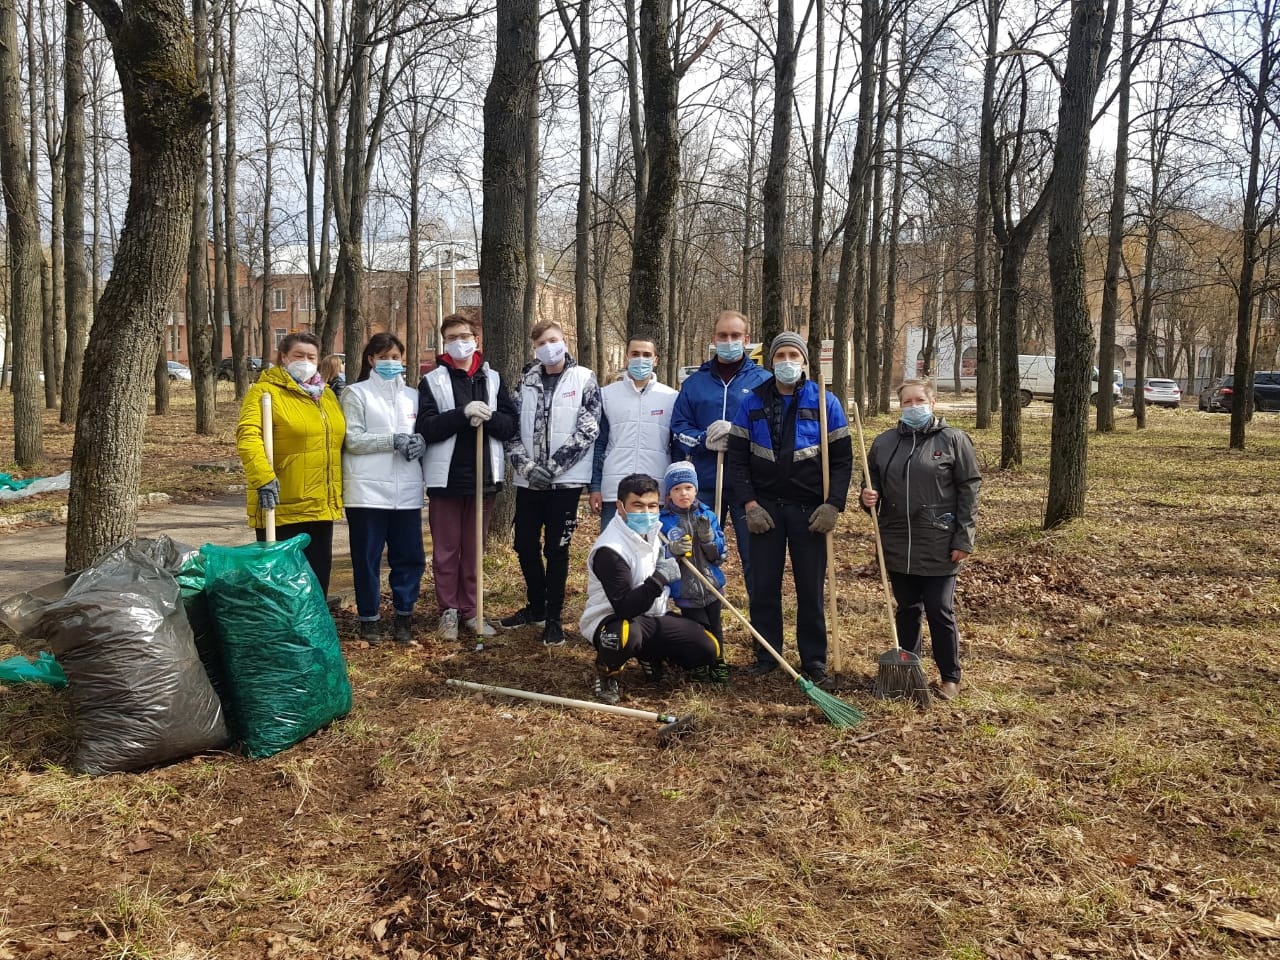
[664,461,698,497]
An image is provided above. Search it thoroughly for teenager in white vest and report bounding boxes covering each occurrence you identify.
[581,473,721,705]
[588,333,678,529]
[501,321,603,647]
[340,332,426,644]
[415,314,519,642]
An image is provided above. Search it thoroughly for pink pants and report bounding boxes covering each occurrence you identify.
[428,494,494,617]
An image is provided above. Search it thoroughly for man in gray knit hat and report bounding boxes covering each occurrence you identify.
[726,331,853,687]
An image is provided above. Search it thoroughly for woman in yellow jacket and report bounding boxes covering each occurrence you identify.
[237,332,346,595]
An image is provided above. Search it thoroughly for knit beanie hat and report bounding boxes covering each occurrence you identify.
[769,331,809,366]
[663,461,699,497]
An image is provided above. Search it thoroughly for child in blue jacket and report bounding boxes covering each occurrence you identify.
[659,462,730,683]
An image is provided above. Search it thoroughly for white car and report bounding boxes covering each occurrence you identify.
[1143,378,1181,409]
[167,361,192,382]
[677,365,700,385]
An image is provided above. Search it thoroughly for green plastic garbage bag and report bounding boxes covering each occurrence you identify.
[200,536,352,759]
[0,652,67,688]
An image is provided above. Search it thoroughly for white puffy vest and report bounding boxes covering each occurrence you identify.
[422,363,505,489]
[578,512,669,640]
[515,364,595,488]
[340,377,424,510]
[599,378,677,500]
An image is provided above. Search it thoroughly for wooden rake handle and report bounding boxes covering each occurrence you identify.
[261,391,276,543]
[815,367,841,674]
[850,401,900,651]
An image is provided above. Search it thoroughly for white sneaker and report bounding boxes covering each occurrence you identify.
[438,608,459,641]
[464,616,497,637]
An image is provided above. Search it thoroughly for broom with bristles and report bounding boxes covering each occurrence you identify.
[850,401,930,708]
[659,534,863,728]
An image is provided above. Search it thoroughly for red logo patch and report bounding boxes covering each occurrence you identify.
[562,390,577,399]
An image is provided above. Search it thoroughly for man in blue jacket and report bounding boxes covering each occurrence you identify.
[670,310,772,587]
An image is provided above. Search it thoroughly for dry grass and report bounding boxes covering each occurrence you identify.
[2,394,1280,958]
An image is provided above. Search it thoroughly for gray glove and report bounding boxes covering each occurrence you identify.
[808,503,839,535]
[652,554,681,586]
[704,419,732,452]
[464,400,492,426]
[401,434,426,461]
[745,503,775,534]
[692,514,715,543]
[257,479,280,511]
[527,464,556,490]
[393,433,414,456]
[668,532,695,558]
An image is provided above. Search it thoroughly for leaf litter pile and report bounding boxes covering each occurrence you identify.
[2,408,1280,959]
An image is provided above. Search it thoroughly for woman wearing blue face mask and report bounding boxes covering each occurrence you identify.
[340,332,427,644]
[727,332,854,689]
[859,379,982,701]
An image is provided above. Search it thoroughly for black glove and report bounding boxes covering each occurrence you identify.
[257,479,280,511]
[527,464,556,490]
[692,514,715,543]
[745,503,775,534]
[808,503,839,534]
[652,555,681,587]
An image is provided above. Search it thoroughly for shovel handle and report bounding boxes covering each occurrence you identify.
[850,401,899,651]
[261,391,276,543]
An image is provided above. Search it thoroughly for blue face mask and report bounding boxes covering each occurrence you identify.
[900,404,933,430]
[714,341,745,362]
[624,510,660,536]
[773,360,803,385]
[627,358,654,381]
[374,360,404,380]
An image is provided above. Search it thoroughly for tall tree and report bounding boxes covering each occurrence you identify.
[186,0,216,434]
[973,0,1000,429]
[1044,0,1116,529]
[760,0,796,345]
[66,0,209,568]
[60,0,90,422]
[0,0,44,466]
[555,0,595,370]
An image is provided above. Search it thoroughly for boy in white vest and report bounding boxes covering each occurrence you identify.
[416,314,519,642]
[502,321,603,647]
[588,333,678,530]
[581,473,721,705]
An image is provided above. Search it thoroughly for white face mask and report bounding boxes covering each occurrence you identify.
[286,360,318,382]
[445,338,477,362]
[535,340,566,367]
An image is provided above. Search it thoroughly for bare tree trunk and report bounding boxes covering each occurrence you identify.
[40,5,66,404]
[624,0,646,218]
[0,0,44,466]
[523,72,540,329]
[880,24,907,412]
[222,0,242,380]
[557,0,594,370]
[153,332,170,413]
[260,134,274,369]
[974,0,999,429]
[61,0,89,423]
[866,27,890,412]
[740,54,760,317]
[1044,0,1116,528]
[760,0,795,346]
[66,0,208,569]
[806,2,826,361]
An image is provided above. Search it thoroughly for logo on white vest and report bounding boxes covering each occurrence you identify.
[562,390,577,399]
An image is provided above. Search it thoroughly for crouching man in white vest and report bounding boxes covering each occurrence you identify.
[501,321,603,647]
[588,332,678,530]
[415,314,519,642]
[580,473,721,705]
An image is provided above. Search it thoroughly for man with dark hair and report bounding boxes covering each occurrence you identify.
[580,473,721,704]
[502,321,603,646]
[417,314,519,642]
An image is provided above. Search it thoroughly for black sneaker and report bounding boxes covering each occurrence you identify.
[639,659,666,683]
[541,620,566,647]
[594,675,620,705]
[804,667,836,690]
[358,620,382,642]
[746,661,777,677]
[393,614,416,645]
[499,607,546,629]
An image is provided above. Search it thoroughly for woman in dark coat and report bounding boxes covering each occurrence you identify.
[860,379,981,700]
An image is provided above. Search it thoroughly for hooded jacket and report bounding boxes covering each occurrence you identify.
[237,365,345,527]
[670,356,772,499]
[658,500,726,606]
[862,416,981,576]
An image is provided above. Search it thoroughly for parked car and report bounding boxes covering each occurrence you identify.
[166,361,192,382]
[216,357,265,381]
[1197,372,1280,412]
[1014,355,1123,407]
[1142,378,1181,409]
[677,365,700,385]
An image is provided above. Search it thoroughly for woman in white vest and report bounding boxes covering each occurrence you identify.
[340,333,426,644]
[588,333,678,529]
[415,314,519,642]
[500,321,602,648]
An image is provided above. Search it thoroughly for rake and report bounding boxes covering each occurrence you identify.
[659,534,863,728]
[849,401,930,708]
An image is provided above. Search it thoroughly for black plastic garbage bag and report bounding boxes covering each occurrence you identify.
[0,541,229,775]
[200,536,352,759]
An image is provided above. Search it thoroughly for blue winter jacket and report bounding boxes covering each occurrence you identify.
[670,358,773,500]
[658,500,726,606]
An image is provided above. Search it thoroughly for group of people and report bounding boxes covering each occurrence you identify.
[235,309,981,704]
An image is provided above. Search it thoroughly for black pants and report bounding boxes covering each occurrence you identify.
[256,520,334,596]
[678,600,723,646]
[593,613,719,675]
[512,486,583,622]
[748,499,828,674]
[888,571,961,683]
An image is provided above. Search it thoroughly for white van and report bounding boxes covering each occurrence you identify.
[1016,355,1123,407]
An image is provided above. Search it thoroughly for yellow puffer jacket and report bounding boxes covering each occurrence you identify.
[236,365,346,527]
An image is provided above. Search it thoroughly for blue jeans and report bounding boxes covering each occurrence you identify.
[346,507,426,620]
[698,495,751,590]
[599,500,617,531]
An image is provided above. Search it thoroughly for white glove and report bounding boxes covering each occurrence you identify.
[464,401,492,427]
[705,419,732,452]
